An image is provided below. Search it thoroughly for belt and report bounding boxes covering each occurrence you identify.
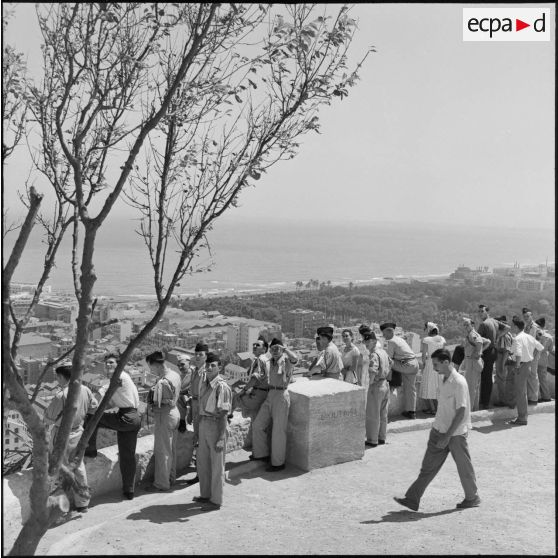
[118,407,137,413]
[268,386,286,390]
[254,387,269,391]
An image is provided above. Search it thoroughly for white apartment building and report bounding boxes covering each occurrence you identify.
[226,323,260,353]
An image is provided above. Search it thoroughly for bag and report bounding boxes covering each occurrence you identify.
[388,370,402,388]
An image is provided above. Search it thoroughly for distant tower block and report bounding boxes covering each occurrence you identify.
[286,379,365,471]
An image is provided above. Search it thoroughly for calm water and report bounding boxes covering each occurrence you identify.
[8,219,555,297]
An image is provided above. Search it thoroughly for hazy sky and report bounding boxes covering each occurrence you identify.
[3,3,555,230]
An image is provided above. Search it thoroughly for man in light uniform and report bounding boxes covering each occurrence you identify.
[506,316,543,426]
[235,338,270,451]
[534,318,554,403]
[522,307,541,405]
[363,331,390,448]
[252,338,298,471]
[307,326,343,380]
[145,351,181,491]
[44,364,98,512]
[380,322,419,419]
[394,348,480,511]
[193,352,232,510]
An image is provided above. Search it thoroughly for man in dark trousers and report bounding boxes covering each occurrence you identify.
[394,348,480,511]
[477,304,499,410]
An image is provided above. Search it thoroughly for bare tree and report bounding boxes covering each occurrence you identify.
[2,3,371,555]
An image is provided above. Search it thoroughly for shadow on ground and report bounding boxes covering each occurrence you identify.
[127,502,209,524]
[225,459,305,485]
[472,421,515,434]
[361,508,461,524]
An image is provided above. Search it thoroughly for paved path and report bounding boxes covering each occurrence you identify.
[36,412,555,556]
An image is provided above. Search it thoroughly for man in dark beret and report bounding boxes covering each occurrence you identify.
[493,316,513,407]
[380,322,419,419]
[307,326,343,380]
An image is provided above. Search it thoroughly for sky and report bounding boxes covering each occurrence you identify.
[2,3,555,230]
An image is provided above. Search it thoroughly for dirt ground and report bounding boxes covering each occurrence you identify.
[35,412,555,555]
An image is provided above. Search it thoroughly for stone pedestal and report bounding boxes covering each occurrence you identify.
[286,378,366,471]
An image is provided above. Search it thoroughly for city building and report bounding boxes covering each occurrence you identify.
[283,309,326,338]
[226,323,261,353]
[14,333,53,360]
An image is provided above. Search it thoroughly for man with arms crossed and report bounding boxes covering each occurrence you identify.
[394,348,480,511]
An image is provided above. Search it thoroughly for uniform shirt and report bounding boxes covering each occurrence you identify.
[495,325,513,354]
[511,331,544,363]
[464,330,483,359]
[178,366,193,396]
[315,342,343,379]
[368,347,391,383]
[267,354,297,388]
[190,366,206,399]
[199,374,232,417]
[249,354,271,388]
[98,371,139,409]
[386,336,416,363]
[44,384,98,432]
[536,331,554,369]
[151,368,181,408]
[433,368,471,436]
[478,317,499,351]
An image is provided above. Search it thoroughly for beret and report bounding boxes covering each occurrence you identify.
[206,352,220,364]
[146,350,165,363]
[379,322,396,331]
[194,342,209,353]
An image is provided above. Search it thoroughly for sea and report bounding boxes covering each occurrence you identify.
[7,219,555,299]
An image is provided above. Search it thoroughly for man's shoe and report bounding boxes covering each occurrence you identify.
[84,450,97,458]
[507,419,527,426]
[266,464,286,472]
[249,454,270,462]
[456,496,481,509]
[378,439,386,445]
[201,501,221,511]
[123,492,134,500]
[75,506,88,513]
[527,400,538,406]
[365,441,378,448]
[393,496,418,512]
[193,496,210,503]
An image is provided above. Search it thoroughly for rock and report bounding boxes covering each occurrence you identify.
[286,378,366,471]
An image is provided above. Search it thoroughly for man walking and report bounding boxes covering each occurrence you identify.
[477,304,499,410]
[380,322,419,419]
[193,352,232,510]
[362,331,390,447]
[394,348,480,511]
[507,316,543,426]
[251,338,298,471]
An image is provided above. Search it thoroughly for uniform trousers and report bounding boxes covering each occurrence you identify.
[153,406,179,490]
[53,427,90,508]
[252,389,290,466]
[235,388,268,450]
[405,428,478,508]
[86,408,141,494]
[190,398,200,445]
[537,365,551,400]
[514,362,531,423]
[391,359,419,412]
[460,357,483,411]
[198,416,227,505]
[480,348,496,408]
[365,379,389,444]
[527,355,540,402]
[494,352,509,405]
[503,363,517,408]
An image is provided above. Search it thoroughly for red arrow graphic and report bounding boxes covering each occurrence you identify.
[516,19,530,31]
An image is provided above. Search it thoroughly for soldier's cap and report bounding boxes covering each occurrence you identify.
[146,350,165,364]
[270,337,283,347]
[316,326,334,338]
[362,331,377,341]
[379,322,396,331]
[358,324,371,335]
[495,315,507,323]
[177,354,191,363]
[535,317,546,328]
[55,364,73,379]
[194,342,209,353]
[206,352,220,364]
